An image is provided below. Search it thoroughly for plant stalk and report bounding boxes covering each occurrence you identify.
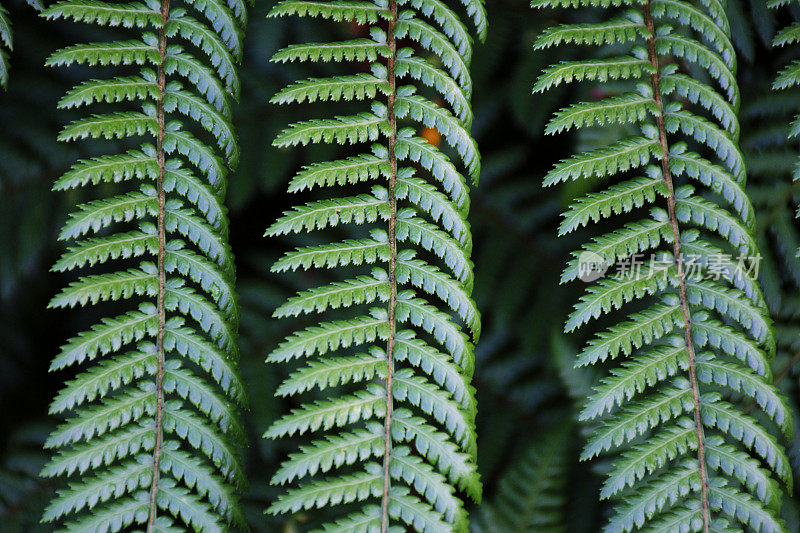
[147,0,170,528]
[380,0,398,529]
[644,3,710,530]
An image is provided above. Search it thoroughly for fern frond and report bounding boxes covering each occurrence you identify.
[265,0,484,529]
[42,0,247,529]
[535,0,791,530]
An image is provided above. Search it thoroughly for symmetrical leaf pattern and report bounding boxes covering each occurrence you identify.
[41,0,248,529]
[534,0,793,530]
[265,0,486,530]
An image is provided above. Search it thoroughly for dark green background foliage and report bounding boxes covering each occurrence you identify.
[0,0,799,530]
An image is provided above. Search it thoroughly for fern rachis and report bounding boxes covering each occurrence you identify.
[149,1,169,523]
[265,0,486,530]
[382,0,400,525]
[535,0,792,531]
[643,3,713,522]
[41,0,247,529]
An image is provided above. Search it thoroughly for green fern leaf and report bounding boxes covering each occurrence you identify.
[42,0,247,529]
[535,0,792,530]
[265,0,483,529]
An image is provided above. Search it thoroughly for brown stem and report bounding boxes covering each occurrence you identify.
[644,3,710,531]
[147,0,170,529]
[380,0,398,530]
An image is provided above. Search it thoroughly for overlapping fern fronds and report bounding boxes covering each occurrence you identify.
[265,0,486,530]
[534,0,793,530]
[41,0,248,528]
